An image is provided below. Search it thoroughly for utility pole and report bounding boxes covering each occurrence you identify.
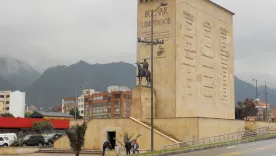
[75,88,78,120]
[265,81,268,121]
[252,79,258,99]
[137,2,168,151]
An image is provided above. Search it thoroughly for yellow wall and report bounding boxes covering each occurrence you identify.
[55,117,276,150]
[198,118,244,139]
[145,118,244,142]
[54,118,176,150]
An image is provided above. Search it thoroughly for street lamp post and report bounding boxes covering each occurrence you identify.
[252,79,259,99]
[137,1,168,151]
[265,81,268,121]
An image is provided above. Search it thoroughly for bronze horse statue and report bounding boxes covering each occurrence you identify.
[136,62,151,86]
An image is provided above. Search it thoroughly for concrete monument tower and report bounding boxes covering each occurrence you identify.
[133,0,235,119]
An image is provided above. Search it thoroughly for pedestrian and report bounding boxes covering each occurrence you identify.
[125,138,132,155]
[115,144,120,156]
[102,140,111,156]
[132,140,139,154]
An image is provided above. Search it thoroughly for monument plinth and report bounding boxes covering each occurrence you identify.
[132,87,156,122]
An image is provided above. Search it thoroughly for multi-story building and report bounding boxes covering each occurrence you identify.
[84,86,132,120]
[78,89,95,117]
[62,89,95,117]
[25,105,37,113]
[62,97,77,114]
[256,100,272,121]
[0,91,26,117]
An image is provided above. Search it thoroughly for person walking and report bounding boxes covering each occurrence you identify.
[115,144,120,156]
[102,140,111,156]
[132,140,139,154]
[125,138,131,155]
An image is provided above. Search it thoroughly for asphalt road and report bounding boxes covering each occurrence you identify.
[177,139,276,156]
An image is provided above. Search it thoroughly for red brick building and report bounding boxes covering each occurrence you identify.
[84,91,132,120]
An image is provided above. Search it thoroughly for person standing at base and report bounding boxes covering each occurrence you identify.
[125,138,131,155]
[132,140,139,154]
[102,140,111,156]
[115,144,120,156]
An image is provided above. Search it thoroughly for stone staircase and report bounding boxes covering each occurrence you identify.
[142,121,182,142]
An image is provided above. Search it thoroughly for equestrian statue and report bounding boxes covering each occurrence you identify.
[136,59,151,86]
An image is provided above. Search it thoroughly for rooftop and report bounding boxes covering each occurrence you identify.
[30,111,73,118]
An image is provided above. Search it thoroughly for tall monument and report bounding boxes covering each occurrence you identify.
[134,0,235,119]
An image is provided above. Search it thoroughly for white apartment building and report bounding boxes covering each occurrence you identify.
[62,89,95,117]
[78,89,95,117]
[0,91,25,117]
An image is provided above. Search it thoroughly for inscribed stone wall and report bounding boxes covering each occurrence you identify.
[137,0,176,118]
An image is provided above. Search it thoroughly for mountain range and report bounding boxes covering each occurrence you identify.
[0,57,276,108]
[0,57,41,90]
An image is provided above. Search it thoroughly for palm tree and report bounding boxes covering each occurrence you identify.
[66,121,87,156]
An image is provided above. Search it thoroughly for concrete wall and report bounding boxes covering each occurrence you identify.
[145,118,244,142]
[198,118,244,139]
[0,147,39,155]
[54,118,176,150]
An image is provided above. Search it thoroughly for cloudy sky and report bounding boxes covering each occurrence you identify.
[0,0,275,85]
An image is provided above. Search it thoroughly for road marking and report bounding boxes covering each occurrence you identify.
[227,146,236,149]
[217,144,276,156]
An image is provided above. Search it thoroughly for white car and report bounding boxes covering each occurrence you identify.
[0,136,10,147]
[0,133,17,145]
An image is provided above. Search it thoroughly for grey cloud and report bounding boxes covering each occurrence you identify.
[0,0,275,87]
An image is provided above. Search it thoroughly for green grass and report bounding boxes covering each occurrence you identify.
[135,134,276,156]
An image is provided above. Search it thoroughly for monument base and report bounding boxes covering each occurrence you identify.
[131,87,156,122]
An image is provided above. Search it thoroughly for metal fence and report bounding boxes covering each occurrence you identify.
[163,127,273,151]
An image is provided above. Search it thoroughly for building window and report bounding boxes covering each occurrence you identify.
[6,101,9,104]
[5,107,9,110]
[85,98,88,102]
[115,94,120,99]
[115,101,120,107]
[6,95,9,98]
[115,114,120,118]
[108,108,111,113]
[0,95,4,98]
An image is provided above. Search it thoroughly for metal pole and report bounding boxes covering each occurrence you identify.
[265,81,268,121]
[256,80,258,99]
[75,88,78,120]
[150,9,154,152]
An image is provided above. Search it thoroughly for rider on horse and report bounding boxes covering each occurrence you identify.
[139,59,149,76]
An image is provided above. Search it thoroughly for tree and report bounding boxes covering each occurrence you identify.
[66,121,87,156]
[1,113,14,117]
[32,121,54,134]
[24,112,31,118]
[235,98,258,120]
[114,132,142,147]
[70,108,83,119]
